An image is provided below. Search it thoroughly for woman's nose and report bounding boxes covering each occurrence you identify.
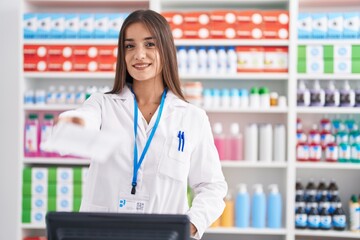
[134,46,146,60]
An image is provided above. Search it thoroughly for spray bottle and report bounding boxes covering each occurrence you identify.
[235,184,250,228]
[267,184,282,228]
[252,184,266,228]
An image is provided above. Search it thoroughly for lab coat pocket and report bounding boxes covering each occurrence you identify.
[80,201,109,212]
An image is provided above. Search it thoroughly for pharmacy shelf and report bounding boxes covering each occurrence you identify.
[25,0,148,7]
[24,104,80,111]
[295,229,360,239]
[221,161,287,168]
[23,157,90,165]
[296,162,360,170]
[298,39,360,46]
[181,73,289,80]
[296,107,360,114]
[299,0,360,8]
[21,224,45,230]
[175,39,289,47]
[205,107,288,113]
[23,39,118,45]
[206,227,287,235]
[297,74,360,80]
[161,0,288,8]
[24,72,115,79]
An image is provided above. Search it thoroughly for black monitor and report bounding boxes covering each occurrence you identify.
[46,212,190,240]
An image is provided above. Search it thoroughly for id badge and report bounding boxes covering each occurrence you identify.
[117,192,149,214]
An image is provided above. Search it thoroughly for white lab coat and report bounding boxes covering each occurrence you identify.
[59,85,227,239]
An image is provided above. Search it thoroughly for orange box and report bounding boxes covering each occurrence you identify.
[183,12,210,25]
[23,45,48,72]
[98,58,116,72]
[263,24,289,39]
[210,22,236,39]
[210,10,237,24]
[237,10,263,25]
[73,45,98,62]
[162,12,184,25]
[236,24,263,39]
[182,23,210,39]
[73,60,98,72]
[236,46,264,72]
[264,47,288,72]
[262,10,289,25]
[47,45,73,72]
[169,23,184,39]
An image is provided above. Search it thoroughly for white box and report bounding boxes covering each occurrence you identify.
[334,44,351,59]
[306,45,323,59]
[50,13,65,39]
[31,210,46,224]
[334,59,351,74]
[65,14,79,39]
[298,13,312,39]
[36,13,51,38]
[79,14,94,38]
[57,197,73,212]
[312,13,327,38]
[32,167,48,183]
[32,182,48,197]
[57,167,73,183]
[107,13,125,38]
[23,13,37,39]
[307,59,324,74]
[31,196,47,210]
[57,183,73,197]
[94,14,109,38]
[343,13,359,38]
[327,13,343,38]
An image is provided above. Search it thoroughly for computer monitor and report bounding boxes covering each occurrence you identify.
[46,212,190,240]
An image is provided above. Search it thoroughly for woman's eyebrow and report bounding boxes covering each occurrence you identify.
[124,36,155,41]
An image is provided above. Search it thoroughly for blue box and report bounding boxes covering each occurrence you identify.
[107,13,126,39]
[36,13,51,39]
[94,14,108,39]
[327,13,343,39]
[50,14,65,39]
[79,14,94,39]
[343,12,359,39]
[23,13,37,39]
[311,13,328,39]
[298,13,312,39]
[65,14,79,39]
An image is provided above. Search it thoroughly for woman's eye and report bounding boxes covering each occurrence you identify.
[145,42,155,47]
[125,44,134,49]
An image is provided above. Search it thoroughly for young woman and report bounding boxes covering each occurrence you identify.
[57,9,227,239]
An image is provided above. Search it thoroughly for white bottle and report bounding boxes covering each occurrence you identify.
[250,87,260,108]
[310,80,325,107]
[56,85,67,104]
[340,80,355,107]
[245,123,258,162]
[273,124,286,162]
[212,88,221,109]
[217,46,227,75]
[177,46,188,75]
[66,85,76,104]
[221,88,230,108]
[75,85,86,104]
[230,88,240,108]
[46,86,56,104]
[259,87,270,108]
[227,123,243,160]
[198,46,208,74]
[227,46,237,74]
[259,123,273,162]
[187,46,198,74]
[207,46,218,75]
[24,90,35,105]
[35,89,46,105]
[213,122,226,161]
[325,80,340,107]
[240,89,249,108]
[202,88,212,109]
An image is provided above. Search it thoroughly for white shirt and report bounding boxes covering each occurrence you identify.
[60,85,227,239]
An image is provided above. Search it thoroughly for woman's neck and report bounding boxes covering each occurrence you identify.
[132,80,165,105]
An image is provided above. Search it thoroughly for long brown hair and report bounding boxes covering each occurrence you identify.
[108,9,185,101]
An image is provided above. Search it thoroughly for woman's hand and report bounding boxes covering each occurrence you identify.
[55,116,85,126]
[190,223,197,237]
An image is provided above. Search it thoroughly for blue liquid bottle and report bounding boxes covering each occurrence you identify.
[267,184,282,228]
[235,184,250,228]
[252,184,266,228]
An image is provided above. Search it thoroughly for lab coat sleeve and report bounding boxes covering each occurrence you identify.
[58,92,102,130]
[187,112,228,239]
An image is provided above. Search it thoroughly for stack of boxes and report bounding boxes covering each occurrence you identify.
[298,45,360,74]
[22,167,88,224]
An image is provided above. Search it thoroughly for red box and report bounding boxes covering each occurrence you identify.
[237,10,263,25]
[97,45,117,71]
[236,24,263,39]
[183,23,210,39]
[23,45,48,72]
[210,22,236,39]
[162,12,184,25]
[73,45,98,72]
[47,45,73,72]
[264,47,288,72]
[263,24,289,39]
[169,23,184,39]
[210,10,237,24]
[183,12,210,25]
[262,10,289,25]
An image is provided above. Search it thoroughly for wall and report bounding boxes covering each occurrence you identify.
[0,0,21,238]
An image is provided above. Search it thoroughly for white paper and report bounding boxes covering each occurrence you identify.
[41,122,122,163]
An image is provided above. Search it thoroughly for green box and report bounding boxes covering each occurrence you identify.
[22,183,32,196]
[298,45,307,60]
[73,183,82,198]
[324,45,334,60]
[22,210,31,223]
[73,168,82,183]
[48,184,57,197]
[22,197,31,211]
[48,197,56,211]
[73,198,82,212]
[324,59,334,73]
[48,167,57,183]
[352,45,360,60]
[23,168,32,183]
[352,60,360,73]
[298,60,306,73]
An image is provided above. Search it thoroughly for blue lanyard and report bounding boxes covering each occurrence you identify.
[131,88,167,195]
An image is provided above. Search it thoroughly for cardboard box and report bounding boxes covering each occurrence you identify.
[47,45,73,71]
[236,11,263,39]
[94,14,109,39]
[170,23,183,39]
[162,12,184,25]
[50,14,65,39]
[107,13,125,39]
[98,45,117,71]
[306,45,323,59]
[65,14,79,39]
[210,10,237,24]
[334,44,351,59]
[334,59,351,74]
[210,22,236,39]
[79,14,94,38]
[23,13,37,39]
[343,12,359,39]
[307,59,324,74]
[36,13,51,38]
[328,13,343,39]
[312,13,328,38]
[183,12,210,25]
[264,47,288,72]
[236,47,264,72]
[182,23,210,39]
[263,24,288,39]
[298,13,312,39]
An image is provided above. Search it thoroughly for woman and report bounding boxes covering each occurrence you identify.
[58,9,227,239]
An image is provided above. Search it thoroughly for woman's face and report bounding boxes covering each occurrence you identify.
[124,22,162,83]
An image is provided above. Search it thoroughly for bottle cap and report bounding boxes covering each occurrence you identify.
[253,184,263,194]
[259,87,269,95]
[237,183,247,193]
[298,80,307,90]
[213,122,223,134]
[29,113,38,119]
[343,80,351,90]
[268,184,279,194]
[327,81,336,91]
[44,114,54,120]
[250,87,259,94]
[230,123,240,135]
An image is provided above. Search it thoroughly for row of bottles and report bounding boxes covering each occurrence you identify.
[213,123,286,162]
[296,117,360,163]
[24,85,111,105]
[213,184,282,229]
[297,80,360,107]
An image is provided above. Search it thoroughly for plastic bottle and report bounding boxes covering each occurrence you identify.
[310,80,325,107]
[267,184,282,228]
[75,86,86,104]
[177,46,188,75]
[319,201,332,230]
[229,88,240,108]
[197,46,207,74]
[332,202,346,231]
[226,46,237,74]
[270,92,279,107]
[245,123,258,162]
[349,195,360,232]
[213,122,226,160]
[259,87,270,108]
[325,141,338,162]
[295,194,306,213]
[239,89,249,108]
[250,87,260,108]
[187,46,198,75]
[329,195,341,214]
[46,86,56,104]
[351,142,360,163]
[355,83,360,107]
[227,123,243,161]
[297,80,310,106]
[273,124,286,162]
[35,89,46,105]
[307,200,320,229]
[325,81,340,107]
[221,193,234,227]
[66,85,76,104]
[296,143,309,162]
[235,184,250,228]
[259,124,273,162]
[24,113,39,157]
[207,46,218,75]
[252,184,266,228]
[340,80,355,107]
[221,88,230,108]
[295,206,307,229]
[212,89,221,108]
[338,142,351,163]
[305,179,316,202]
[331,117,344,135]
[295,179,304,197]
[327,180,339,201]
[24,90,35,105]
[217,46,227,74]
[202,89,212,109]
[56,85,67,104]
[308,124,321,145]
[309,142,322,162]
[320,117,333,150]
[39,114,55,157]
[345,119,357,132]
[316,179,328,202]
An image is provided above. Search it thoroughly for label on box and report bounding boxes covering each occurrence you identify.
[32,168,48,183]
[36,14,51,38]
[65,14,79,39]
[210,23,236,39]
[312,14,328,38]
[32,197,47,210]
[264,48,288,72]
[57,167,73,183]
[162,12,184,25]
[23,13,37,39]
[334,59,351,74]
[298,13,312,38]
[334,45,351,59]
[210,11,237,24]
[307,59,324,73]
[306,45,323,59]
[57,197,73,212]
[94,14,109,39]
[107,13,126,38]
[31,210,46,224]
[57,183,73,197]
[50,14,65,39]
[328,13,343,38]
[183,23,209,39]
[343,13,359,38]
[79,14,94,38]
[236,47,264,72]
[32,182,48,197]
[183,12,210,25]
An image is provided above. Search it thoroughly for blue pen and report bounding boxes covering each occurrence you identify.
[181,132,185,152]
[177,131,182,151]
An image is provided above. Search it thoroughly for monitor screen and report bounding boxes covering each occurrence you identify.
[46,212,190,240]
